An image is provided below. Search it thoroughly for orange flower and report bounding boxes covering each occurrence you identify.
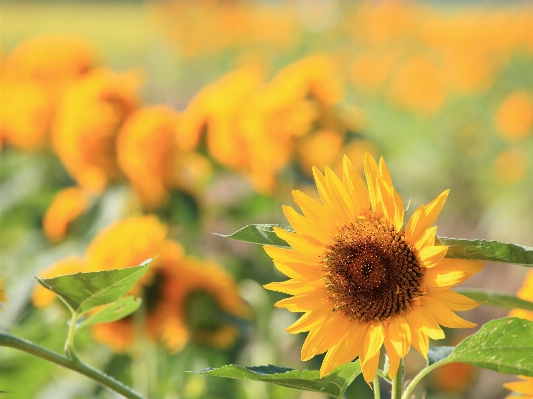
[32,257,85,308]
[493,148,529,184]
[117,106,211,209]
[82,215,248,352]
[3,35,96,96]
[0,80,53,150]
[52,68,141,193]
[495,91,533,140]
[43,187,90,242]
[0,279,5,308]
[509,269,533,321]
[0,36,97,150]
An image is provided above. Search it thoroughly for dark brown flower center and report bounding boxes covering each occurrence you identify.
[323,213,425,323]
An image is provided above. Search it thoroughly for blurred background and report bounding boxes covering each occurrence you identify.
[1,1,532,398]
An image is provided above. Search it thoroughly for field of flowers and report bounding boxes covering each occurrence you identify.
[1,2,533,399]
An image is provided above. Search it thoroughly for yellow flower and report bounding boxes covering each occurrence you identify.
[52,68,141,193]
[43,187,90,241]
[263,153,484,383]
[82,215,248,352]
[117,105,211,209]
[509,270,533,321]
[504,376,533,399]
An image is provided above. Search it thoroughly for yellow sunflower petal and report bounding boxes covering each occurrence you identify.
[418,245,448,269]
[273,227,325,257]
[264,279,321,295]
[426,289,481,311]
[409,325,429,358]
[405,205,427,245]
[319,322,367,377]
[414,226,437,252]
[362,323,384,365]
[420,296,477,328]
[313,167,348,223]
[325,167,356,220]
[264,246,322,266]
[275,289,328,312]
[302,312,349,360]
[424,189,450,228]
[378,180,396,226]
[388,315,411,357]
[361,350,381,384]
[504,377,533,396]
[273,261,323,281]
[383,333,402,380]
[342,155,370,212]
[282,205,331,244]
[378,157,393,187]
[403,306,445,340]
[286,306,333,333]
[292,190,337,232]
[392,187,405,232]
[363,152,380,214]
[433,258,485,275]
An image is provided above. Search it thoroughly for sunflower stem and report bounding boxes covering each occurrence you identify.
[400,360,450,399]
[373,374,381,399]
[0,332,145,399]
[391,359,403,399]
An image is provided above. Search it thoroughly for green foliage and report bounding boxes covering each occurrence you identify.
[193,362,362,399]
[215,224,293,248]
[35,260,151,317]
[457,288,533,312]
[221,224,533,267]
[436,237,533,266]
[77,296,143,330]
[428,318,533,376]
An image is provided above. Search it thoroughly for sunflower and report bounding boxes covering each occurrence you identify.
[263,153,484,383]
[509,269,533,321]
[43,187,90,241]
[504,376,533,399]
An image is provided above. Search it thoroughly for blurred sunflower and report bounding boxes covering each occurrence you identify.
[0,279,5,307]
[116,105,211,209]
[52,68,141,193]
[0,36,97,150]
[42,187,90,242]
[264,153,484,383]
[504,376,533,399]
[509,270,533,321]
[40,215,250,353]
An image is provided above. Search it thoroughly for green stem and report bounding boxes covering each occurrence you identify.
[400,360,450,399]
[0,332,145,399]
[373,374,381,399]
[391,359,403,399]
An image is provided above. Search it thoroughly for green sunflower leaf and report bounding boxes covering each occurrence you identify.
[442,317,533,376]
[35,259,151,317]
[76,296,142,331]
[215,224,293,247]
[192,362,361,399]
[436,237,533,266]
[455,288,533,312]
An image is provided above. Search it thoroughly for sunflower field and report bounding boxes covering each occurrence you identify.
[1,1,533,399]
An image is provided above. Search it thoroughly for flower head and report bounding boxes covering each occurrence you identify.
[504,376,533,399]
[264,153,484,383]
[52,68,140,193]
